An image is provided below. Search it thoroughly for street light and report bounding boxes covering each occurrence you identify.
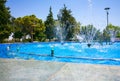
[104,7,110,27]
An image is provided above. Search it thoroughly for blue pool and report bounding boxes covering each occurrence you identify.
[0,42,120,65]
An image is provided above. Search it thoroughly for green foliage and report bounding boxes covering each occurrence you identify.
[74,22,81,35]
[0,0,11,42]
[57,4,78,41]
[116,27,120,38]
[33,19,46,41]
[14,31,23,41]
[94,30,103,44]
[13,17,23,41]
[14,15,46,42]
[103,24,120,43]
[45,6,55,41]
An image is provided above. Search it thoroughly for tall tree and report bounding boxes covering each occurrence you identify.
[33,18,46,41]
[13,17,23,41]
[0,0,11,42]
[57,4,77,41]
[45,6,55,41]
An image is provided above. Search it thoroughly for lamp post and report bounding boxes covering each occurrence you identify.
[104,7,110,45]
[104,7,110,27]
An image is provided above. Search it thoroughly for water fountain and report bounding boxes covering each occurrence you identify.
[109,29,117,43]
[55,25,65,43]
[76,35,84,42]
[0,42,120,65]
[75,0,95,47]
[76,25,97,47]
[55,21,72,44]
[8,33,14,41]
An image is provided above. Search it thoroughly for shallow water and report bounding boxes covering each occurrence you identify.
[0,42,120,65]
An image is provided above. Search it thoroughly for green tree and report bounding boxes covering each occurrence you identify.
[103,24,120,44]
[94,30,103,45]
[45,6,55,41]
[9,17,22,42]
[14,17,25,41]
[0,0,11,43]
[10,17,15,33]
[14,15,46,42]
[74,22,81,35]
[33,19,46,41]
[116,26,120,38]
[57,4,77,41]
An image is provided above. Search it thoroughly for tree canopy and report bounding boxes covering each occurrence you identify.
[103,24,120,44]
[57,4,79,41]
[14,15,46,42]
[45,6,55,41]
[0,0,11,42]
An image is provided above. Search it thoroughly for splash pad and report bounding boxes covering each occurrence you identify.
[0,42,120,65]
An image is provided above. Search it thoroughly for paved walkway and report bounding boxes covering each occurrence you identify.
[0,58,120,81]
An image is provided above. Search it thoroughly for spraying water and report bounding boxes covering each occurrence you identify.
[79,25,97,43]
[88,0,92,9]
[8,33,14,41]
[109,29,117,43]
[55,25,66,43]
[88,0,93,24]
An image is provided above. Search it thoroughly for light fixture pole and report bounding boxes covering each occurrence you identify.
[104,7,110,27]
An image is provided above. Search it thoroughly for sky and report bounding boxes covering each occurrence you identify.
[6,0,120,31]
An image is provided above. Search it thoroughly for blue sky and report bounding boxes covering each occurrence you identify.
[6,0,120,31]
